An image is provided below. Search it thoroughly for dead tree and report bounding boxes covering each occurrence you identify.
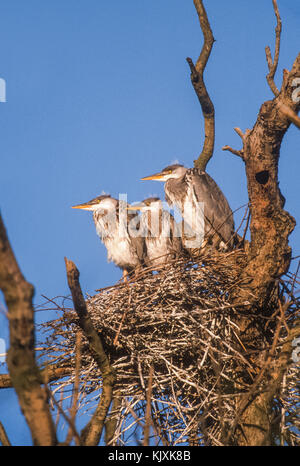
[0,0,299,446]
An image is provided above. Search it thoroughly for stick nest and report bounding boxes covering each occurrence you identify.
[40,250,300,446]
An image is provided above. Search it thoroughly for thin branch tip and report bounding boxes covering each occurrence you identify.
[234,127,245,140]
[222,145,243,158]
[265,0,282,96]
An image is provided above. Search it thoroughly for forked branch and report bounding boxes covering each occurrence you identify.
[265,0,282,96]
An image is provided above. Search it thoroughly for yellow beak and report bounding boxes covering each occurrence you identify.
[71,203,93,210]
[126,204,144,211]
[141,172,165,181]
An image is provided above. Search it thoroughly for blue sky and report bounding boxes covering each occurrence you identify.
[0,0,299,445]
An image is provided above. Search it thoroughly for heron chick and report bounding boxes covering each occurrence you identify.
[141,164,235,251]
[128,197,182,269]
[72,194,145,280]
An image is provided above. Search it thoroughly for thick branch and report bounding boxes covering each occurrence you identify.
[64,258,116,446]
[0,214,56,446]
[188,0,215,171]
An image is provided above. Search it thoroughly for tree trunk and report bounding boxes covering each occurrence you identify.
[231,55,300,446]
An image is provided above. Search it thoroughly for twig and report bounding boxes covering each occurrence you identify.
[241,206,251,244]
[265,0,282,96]
[234,204,249,237]
[222,145,243,158]
[104,391,122,445]
[234,127,245,140]
[113,286,132,346]
[45,386,81,446]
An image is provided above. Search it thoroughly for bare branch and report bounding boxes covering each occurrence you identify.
[0,213,56,446]
[104,391,122,445]
[0,421,11,446]
[65,331,82,445]
[187,0,215,171]
[64,257,116,446]
[0,364,73,390]
[277,101,300,129]
[143,365,154,446]
[222,145,243,158]
[45,386,81,445]
[265,0,282,96]
[234,127,245,140]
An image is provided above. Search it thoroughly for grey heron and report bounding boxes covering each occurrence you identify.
[72,194,145,280]
[127,197,183,268]
[141,164,235,250]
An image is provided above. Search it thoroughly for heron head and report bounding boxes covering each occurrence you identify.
[127,197,162,213]
[141,164,186,182]
[71,194,117,212]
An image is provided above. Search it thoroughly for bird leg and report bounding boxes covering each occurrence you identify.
[122,270,128,282]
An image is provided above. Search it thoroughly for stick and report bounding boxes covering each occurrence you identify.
[64,258,116,446]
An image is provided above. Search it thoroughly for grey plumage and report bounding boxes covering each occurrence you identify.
[130,197,182,268]
[72,194,145,277]
[142,164,235,250]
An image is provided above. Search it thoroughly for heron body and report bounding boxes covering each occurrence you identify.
[72,194,145,278]
[141,164,235,250]
[128,197,182,268]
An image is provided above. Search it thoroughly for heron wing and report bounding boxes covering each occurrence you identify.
[189,169,234,243]
[128,215,146,264]
[170,216,183,254]
[165,176,187,208]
